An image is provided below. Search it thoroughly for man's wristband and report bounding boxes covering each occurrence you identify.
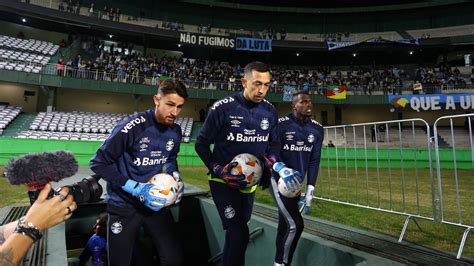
[14,217,43,242]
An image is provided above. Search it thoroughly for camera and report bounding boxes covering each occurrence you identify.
[27,175,103,205]
[65,175,103,204]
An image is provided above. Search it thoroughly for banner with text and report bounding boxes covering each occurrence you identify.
[235,37,272,52]
[179,32,235,49]
[389,93,474,112]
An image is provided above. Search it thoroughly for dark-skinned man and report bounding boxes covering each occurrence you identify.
[267,91,324,266]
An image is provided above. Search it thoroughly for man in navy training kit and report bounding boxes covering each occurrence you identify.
[195,61,279,266]
[90,79,187,266]
[268,91,324,266]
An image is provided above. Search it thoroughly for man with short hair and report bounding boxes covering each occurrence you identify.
[90,79,187,266]
[267,91,324,266]
[195,61,278,266]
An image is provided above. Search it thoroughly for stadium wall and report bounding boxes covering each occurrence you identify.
[0,81,40,112]
[54,88,208,120]
[0,138,470,170]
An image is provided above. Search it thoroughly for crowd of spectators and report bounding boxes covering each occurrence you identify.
[197,24,212,34]
[88,4,121,21]
[160,21,184,31]
[58,1,122,22]
[261,29,287,40]
[270,65,407,95]
[320,32,351,42]
[54,48,420,95]
[415,64,466,91]
[58,0,80,14]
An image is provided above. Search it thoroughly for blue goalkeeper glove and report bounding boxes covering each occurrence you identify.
[212,162,247,190]
[298,185,315,215]
[273,162,303,192]
[122,179,166,211]
[172,171,184,204]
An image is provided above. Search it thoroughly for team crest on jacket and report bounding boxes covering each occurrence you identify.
[308,133,315,143]
[111,221,122,234]
[260,118,269,130]
[224,205,235,219]
[140,143,148,152]
[166,139,174,151]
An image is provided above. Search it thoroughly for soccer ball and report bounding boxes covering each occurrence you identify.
[277,170,302,198]
[229,153,263,188]
[147,173,179,207]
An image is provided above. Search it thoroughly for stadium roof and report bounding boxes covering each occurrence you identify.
[219,0,421,8]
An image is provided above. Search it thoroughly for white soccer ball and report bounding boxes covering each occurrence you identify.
[229,153,263,188]
[147,173,179,207]
[277,172,302,198]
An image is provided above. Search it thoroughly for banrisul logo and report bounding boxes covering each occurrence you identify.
[227,132,235,141]
[283,144,313,152]
[133,158,141,166]
[121,116,146,133]
[133,157,167,166]
[226,132,268,142]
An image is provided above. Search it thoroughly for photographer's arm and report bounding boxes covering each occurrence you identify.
[90,126,131,187]
[0,184,76,265]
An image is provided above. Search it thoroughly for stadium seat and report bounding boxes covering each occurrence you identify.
[19,110,194,143]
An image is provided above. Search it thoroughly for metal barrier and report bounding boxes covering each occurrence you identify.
[317,119,436,242]
[2,58,474,95]
[433,113,474,259]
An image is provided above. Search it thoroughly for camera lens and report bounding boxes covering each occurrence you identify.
[67,175,103,204]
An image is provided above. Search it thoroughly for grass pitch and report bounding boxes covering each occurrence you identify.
[1,165,473,258]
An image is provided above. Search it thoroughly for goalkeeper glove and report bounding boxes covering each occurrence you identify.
[298,185,315,215]
[212,162,247,189]
[122,179,166,211]
[172,171,184,204]
[273,162,303,192]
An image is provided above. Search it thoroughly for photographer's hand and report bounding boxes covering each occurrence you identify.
[25,184,77,230]
[0,184,77,265]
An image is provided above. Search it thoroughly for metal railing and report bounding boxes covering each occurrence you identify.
[317,119,436,242]
[433,113,474,259]
[314,116,474,258]
[1,59,473,95]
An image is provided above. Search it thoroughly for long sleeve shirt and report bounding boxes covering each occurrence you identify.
[195,92,278,191]
[90,109,181,208]
[268,113,324,186]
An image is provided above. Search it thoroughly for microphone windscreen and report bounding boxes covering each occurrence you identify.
[4,151,78,185]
